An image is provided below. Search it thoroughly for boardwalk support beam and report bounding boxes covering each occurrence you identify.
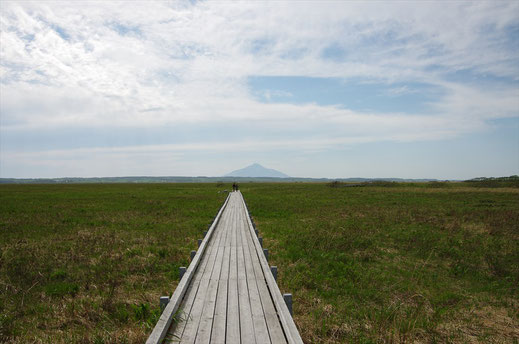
[160,296,170,312]
[190,250,196,260]
[271,266,277,282]
[283,293,293,316]
[263,248,269,261]
[179,267,186,280]
[259,237,263,247]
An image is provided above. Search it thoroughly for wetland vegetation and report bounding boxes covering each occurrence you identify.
[1,182,518,343]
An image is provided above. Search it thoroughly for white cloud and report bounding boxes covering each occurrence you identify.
[1,1,518,177]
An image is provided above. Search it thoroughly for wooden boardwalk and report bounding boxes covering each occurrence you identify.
[146,191,303,344]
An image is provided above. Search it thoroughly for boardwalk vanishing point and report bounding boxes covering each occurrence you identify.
[146,191,303,344]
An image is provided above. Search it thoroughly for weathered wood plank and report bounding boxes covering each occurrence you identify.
[226,198,240,343]
[211,202,234,343]
[210,197,233,344]
[240,213,271,344]
[245,217,287,344]
[239,192,303,344]
[193,279,218,344]
[165,197,232,343]
[180,215,227,343]
[194,217,230,344]
[210,279,228,344]
[237,221,255,343]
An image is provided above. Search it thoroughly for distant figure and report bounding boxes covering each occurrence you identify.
[232,182,237,191]
[235,183,239,191]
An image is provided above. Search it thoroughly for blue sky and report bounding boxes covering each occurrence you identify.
[248,76,444,114]
[1,1,518,179]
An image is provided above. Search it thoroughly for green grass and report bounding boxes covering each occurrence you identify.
[240,183,519,343]
[0,184,226,343]
[1,182,518,343]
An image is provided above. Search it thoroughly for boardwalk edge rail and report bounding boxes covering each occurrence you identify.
[238,191,304,344]
[146,192,231,344]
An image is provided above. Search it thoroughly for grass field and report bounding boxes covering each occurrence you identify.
[1,182,518,343]
[242,182,519,343]
[0,184,226,343]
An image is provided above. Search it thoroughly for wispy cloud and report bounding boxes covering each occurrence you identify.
[1,1,517,178]
[383,86,418,97]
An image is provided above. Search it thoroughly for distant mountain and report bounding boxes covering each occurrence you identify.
[225,163,290,178]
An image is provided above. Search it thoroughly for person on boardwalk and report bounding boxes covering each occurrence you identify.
[232,182,237,191]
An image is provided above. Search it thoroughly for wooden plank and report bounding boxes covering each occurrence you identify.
[241,218,257,280]
[180,211,227,343]
[193,279,218,344]
[219,224,232,282]
[237,219,247,280]
[211,201,234,343]
[257,281,287,343]
[210,279,228,344]
[210,223,228,282]
[167,268,203,341]
[238,191,303,344]
[210,254,230,341]
[147,193,231,344]
[237,221,255,343]
[226,196,240,343]
[166,238,216,341]
[240,212,271,344]
[194,216,230,344]
[244,214,287,344]
[238,278,255,343]
[170,206,226,340]
[171,233,220,341]
[166,197,232,342]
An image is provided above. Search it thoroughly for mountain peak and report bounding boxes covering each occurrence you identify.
[225,163,290,178]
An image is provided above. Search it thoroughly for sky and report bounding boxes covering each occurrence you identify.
[1,1,518,180]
